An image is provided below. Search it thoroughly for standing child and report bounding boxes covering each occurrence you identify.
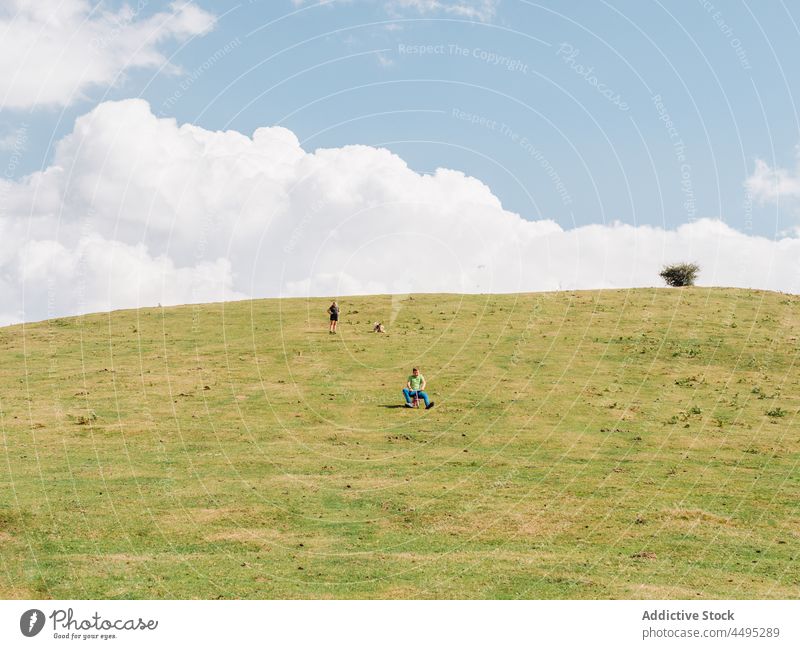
[328,301,339,334]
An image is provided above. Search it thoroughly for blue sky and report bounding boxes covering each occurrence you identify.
[2,0,800,322]
[6,0,799,235]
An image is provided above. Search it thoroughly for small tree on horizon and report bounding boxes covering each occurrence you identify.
[660,262,700,287]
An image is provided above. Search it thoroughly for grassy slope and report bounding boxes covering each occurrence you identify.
[0,288,798,599]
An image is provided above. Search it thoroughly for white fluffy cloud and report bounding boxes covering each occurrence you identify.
[1,98,799,324]
[0,0,215,110]
[292,0,498,22]
[388,0,498,21]
[746,152,800,203]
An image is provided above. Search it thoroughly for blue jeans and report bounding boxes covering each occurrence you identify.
[403,388,430,407]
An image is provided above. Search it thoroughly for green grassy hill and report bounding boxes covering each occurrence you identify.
[1,288,798,599]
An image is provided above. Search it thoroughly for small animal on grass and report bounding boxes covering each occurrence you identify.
[373,322,386,333]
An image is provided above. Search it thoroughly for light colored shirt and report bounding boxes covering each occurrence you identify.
[408,374,425,390]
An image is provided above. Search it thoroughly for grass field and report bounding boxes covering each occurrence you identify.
[0,288,798,599]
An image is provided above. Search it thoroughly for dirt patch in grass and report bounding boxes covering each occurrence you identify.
[659,508,734,526]
[205,529,275,545]
[0,583,43,599]
[96,553,154,563]
[631,550,658,560]
[203,527,321,551]
[417,501,585,542]
[625,582,701,598]
[158,506,255,529]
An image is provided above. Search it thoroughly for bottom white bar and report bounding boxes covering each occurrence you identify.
[1,600,797,648]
